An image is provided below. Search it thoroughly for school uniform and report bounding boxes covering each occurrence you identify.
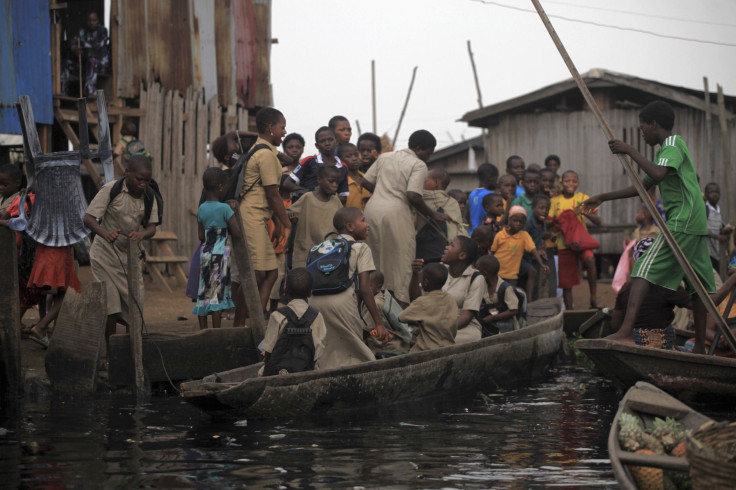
[239,137,282,271]
[308,233,376,369]
[443,264,486,344]
[87,180,159,322]
[417,189,468,240]
[483,279,520,333]
[288,191,343,268]
[399,290,458,352]
[362,290,412,352]
[363,149,428,303]
[289,154,350,199]
[260,298,327,374]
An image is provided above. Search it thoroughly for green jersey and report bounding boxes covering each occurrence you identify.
[643,135,706,235]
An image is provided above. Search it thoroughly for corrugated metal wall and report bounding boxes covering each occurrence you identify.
[0,0,52,134]
[484,108,733,253]
[114,0,270,109]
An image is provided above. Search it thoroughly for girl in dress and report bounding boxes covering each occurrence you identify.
[192,167,241,329]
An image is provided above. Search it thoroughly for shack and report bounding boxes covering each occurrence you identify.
[457,68,736,254]
[1,0,273,278]
[427,135,486,192]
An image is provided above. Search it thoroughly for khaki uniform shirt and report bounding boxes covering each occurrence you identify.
[261,298,327,372]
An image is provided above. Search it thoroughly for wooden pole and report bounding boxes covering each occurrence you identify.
[392,66,418,148]
[467,40,490,164]
[371,60,377,133]
[717,84,733,280]
[0,227,22,403]
[531,0,736,353]
[703,77,714,179]
[228,201,267,346]
[355,119,362,136]
[127,243,149,403]
[77,43,83,98]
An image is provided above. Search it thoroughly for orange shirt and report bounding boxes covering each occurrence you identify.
[345,173,372,210]
[491,228,536,279]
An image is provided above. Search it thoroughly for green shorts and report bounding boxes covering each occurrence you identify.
[632,231,715,295]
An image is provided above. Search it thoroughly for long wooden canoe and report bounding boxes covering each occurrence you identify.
[609,381,711,490]
[180,299,565,418]
[576,338,736,401]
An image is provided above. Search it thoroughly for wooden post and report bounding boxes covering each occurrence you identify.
[127,243,149,403]
[703,77,715,179]
[228,200,267,346]
[531,0,736,353]
[717,84,733,280]
[467,40,489,165]
[392,66,418,148]
[371,60,377,133]
[0,227,22,402]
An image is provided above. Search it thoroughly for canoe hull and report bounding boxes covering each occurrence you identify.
[183,310,564,418]
[576,339,736,401]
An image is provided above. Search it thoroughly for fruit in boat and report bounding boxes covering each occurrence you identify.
[628,449,664,490]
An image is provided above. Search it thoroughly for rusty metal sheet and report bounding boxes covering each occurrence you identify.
[147,1,193,93]
[115,0,148,99]
[0,0,52,134]
[192,0,218,102]
[233,0,255,108]
[214,0,235,107]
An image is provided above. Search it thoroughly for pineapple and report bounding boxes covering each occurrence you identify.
[670,441,686,458]
[649,417,686,453]
[620,413,646,451]
[628,449,664,490]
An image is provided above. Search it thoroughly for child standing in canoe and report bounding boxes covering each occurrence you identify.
[583,100,715,353]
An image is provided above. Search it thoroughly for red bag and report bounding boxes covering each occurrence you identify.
[556,209,599,252]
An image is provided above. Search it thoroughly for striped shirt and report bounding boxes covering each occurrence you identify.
[643,135,706,235]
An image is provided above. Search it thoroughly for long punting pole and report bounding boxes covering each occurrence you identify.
[530,0,736,353]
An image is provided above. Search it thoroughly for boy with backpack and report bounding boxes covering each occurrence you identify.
[476,254,527,335]
[113,121,150,169]
[307,207,390,369]
[260,268,327,375]
[84,155,160,347]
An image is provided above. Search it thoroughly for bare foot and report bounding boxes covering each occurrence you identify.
[604,331,634,344]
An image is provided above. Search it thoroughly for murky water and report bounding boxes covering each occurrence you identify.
[1,366,621,488]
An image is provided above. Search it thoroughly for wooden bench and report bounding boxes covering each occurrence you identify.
[145,230,188,292]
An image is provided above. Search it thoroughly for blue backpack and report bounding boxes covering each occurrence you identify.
[306,233,357,296]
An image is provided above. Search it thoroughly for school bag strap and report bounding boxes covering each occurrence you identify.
[262,305,319,376]
[232,143,271,201]
[109,176,163,227]
[277,305,319,332]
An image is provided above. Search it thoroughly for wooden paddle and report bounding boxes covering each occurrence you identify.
[530,0,736,353]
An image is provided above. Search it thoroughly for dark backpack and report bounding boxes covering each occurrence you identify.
[198,143,271,206]
[122,137,150,162]
[306,233,356,296]
[109,177,163,227]
[478,280,528,326]
[262,306,319,376]
[415,206,449,261]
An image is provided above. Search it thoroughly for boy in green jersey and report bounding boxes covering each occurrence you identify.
[583,101,714,354]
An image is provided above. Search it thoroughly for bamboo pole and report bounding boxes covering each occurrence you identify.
[392,66,418,148]
[371,60,377,133]
[467,40,489,166]
[703,77,715,179]
[531,0,736,353]
[127,244,149,403]
[717,84,733,280]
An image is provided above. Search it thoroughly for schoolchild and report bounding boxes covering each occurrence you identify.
[505,155,526,198]
[329,115,352,146]
[544,154,562,182]
[192,167,240,329]
[497,174,518,211]
[468,162,500,232]
[481,193,504,234]
[471,224,494,256]
[419,168,467,240]
[308,207,389,369]
[631,204,660,242]
[551,170,601,310]
[283,127,349,202]
[447,189,470,233]
[539,168,556,197]
[113,121,149,168]
[521,194,552,300]
[476,254,520,334]
[491,206,549,285]
[357,132,382,173]
[583,100,716,353]
[281,133,305,175]
[363,270,411,352]
[401,262,458,352]
[288,165,343,268]
[84,155,158,346]
[512,168,541,215]
[704,182,733,270]
[260,268,327,374]
[341,143,372,210]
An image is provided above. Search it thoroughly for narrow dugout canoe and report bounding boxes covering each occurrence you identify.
[576,338,736,401]
[180,299,565,418]
[608,381,711,490]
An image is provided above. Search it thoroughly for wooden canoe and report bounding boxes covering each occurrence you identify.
[576,338,736,401]
[180,299,565,418]
[609,381,712,490]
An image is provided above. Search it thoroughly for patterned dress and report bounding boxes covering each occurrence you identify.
[61,24,110,96]
[192,201,234,316]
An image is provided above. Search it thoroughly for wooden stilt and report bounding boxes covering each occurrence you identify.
[531,0,736,353]
[228,200,267,346]
[127,243,149,402]
[392,66,418,148]
[0,227,22,403]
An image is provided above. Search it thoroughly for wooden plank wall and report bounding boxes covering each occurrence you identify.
[485,107,733,253]
[138,83,254,275]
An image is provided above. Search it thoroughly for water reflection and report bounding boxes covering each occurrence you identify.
[1,366,621,488]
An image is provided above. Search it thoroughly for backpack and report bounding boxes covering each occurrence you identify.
[109,177,163,227]
[415,206,449,261]
[306,233,356,296]
[478,280,528,326]
[122,137,150,162]
[262,306,319,376]
[199,143,271,206]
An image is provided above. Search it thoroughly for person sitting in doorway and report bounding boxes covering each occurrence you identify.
[61,11,110,97]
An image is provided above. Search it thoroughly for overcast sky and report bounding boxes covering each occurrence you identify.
[270,0,736,152]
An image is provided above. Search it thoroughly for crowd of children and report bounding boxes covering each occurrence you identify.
[7,99,736,373]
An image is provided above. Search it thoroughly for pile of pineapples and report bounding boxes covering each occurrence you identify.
[618,413,690,490]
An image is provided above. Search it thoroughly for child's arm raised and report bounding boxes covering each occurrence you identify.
[358,270,391,342]
[408,259,424,302]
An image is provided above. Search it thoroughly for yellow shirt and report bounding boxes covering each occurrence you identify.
[345,173,371,210]
[491,228,536,279]
[550,192,590,250]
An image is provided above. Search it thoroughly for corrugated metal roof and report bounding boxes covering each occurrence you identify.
[0,0,53,134]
